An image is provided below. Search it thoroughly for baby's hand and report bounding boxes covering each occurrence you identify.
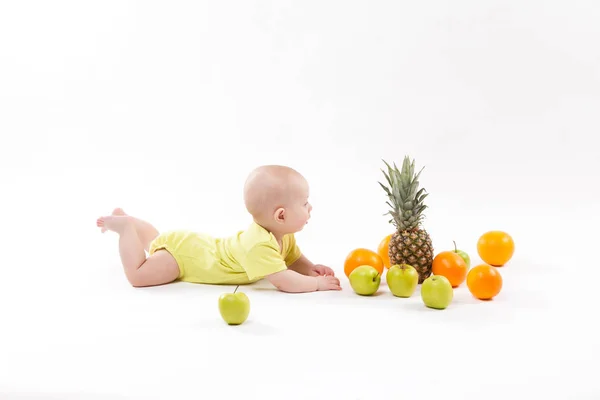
[312,264,335,277]
[316,275,342,291]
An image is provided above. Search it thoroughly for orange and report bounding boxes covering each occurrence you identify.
[377,234,393,269]
[431,251,468,287]
[467,264,503,300]
[344,248,384,277]
[477,231,515,266]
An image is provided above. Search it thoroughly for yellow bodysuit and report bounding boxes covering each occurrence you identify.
[148,222,302,285]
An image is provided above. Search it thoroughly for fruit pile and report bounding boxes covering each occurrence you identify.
[344,156,515,310]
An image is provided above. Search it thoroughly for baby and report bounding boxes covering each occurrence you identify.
[96,165,342,293]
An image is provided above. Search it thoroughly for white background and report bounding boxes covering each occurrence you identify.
[1,1,599,399]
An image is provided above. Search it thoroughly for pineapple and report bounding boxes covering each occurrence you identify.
[379,156,434,283]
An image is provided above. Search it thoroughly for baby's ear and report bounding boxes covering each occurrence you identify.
[274,207,285,223]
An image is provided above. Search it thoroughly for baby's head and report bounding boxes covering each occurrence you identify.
[243,165,312,234]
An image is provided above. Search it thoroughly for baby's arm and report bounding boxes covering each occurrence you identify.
[288,254,336,277]
[287,254,317,276]
[266,269,341,293]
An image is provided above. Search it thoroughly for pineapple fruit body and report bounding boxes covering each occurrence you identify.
[389,229,434,284]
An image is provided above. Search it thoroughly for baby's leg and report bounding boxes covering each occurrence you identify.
[97,215,179,287]
[103,208,159,252]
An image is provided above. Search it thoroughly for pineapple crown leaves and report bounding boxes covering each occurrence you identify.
[378,156,428,230]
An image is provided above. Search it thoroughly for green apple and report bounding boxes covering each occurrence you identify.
[421,275,453,310]
[349,265,381,296]
[386,264,418,298]
[453,241,471,269]
[218,286,250,325]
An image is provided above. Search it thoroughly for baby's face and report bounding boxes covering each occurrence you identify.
[283,177,312,233]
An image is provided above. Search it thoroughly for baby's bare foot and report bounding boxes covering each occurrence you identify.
[96,215,131,234]
[99,208,127,232]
